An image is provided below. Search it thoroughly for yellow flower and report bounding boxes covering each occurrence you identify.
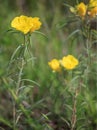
[88,6,97,17]
[61,55,79,70]
[11,15,42,34]
[29,17,42,33]
[76,2,87,17]
[89,0,97,8]
[48,59,61,72]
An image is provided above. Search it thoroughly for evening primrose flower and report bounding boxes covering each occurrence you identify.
[89,0,97,8]
[76,2,87,17]
[11,15,42,34]
[70,2,87,18]
[88,6,97,17]
[48,59,61,72]
[30,17,42,33]
[61,55,79,70]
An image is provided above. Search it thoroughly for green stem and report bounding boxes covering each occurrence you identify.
[16,35,27,93]
[13,34,28,129]
[13,101,17,130]
[16,58,25,94]
[71,89,78,130]
[86,38,91,66]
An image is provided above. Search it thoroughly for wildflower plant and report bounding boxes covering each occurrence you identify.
[6,15,43,130]
[70,0,97,19]
[47,0,97,129]
[48,55,80,128]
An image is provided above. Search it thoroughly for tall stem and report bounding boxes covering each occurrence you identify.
[16,58,25,94]
[71,89,78,130]
[13,101,16,130]
[12,34,28,129]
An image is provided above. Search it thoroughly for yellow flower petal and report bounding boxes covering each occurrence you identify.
[88,6,97,17]
[76,2,87,17]
[61,55,79,70]
[29,17,42,33]
[48,59,61,72]
[11,15,42,34]
[89,0,97,8]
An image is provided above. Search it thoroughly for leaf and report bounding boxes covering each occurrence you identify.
[21,78,40,86]
[61,117,70,126]
[9,45,23,62]
[65,104,73,111]
[34,31,48,39]
[65,29,80,41]
[63,3,73,8]
[56,18,78,29]
[0,117,12,128]
[42,114,49,121]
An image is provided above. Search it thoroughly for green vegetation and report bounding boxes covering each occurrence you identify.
[0,0,97,130]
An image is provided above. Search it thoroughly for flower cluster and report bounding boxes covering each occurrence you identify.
[70,0,97,18]
[11,15,42,34]
[48,55,79,72]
